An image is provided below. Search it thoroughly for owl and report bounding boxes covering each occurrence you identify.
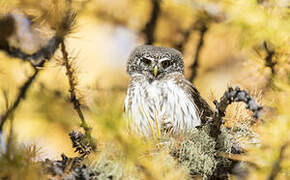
[124,45,212,137]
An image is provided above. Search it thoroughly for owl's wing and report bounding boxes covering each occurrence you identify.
[181,79,214,124]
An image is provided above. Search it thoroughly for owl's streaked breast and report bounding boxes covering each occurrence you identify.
[124,74,201,136]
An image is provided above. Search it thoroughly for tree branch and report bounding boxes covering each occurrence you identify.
[0,13,64,65]
[0,62,45,132]
[189,24,208,82]
[60,41,85,128]
[0,9,75,133]
[209,87,263,139]
[142,0,161,44]
[0,37,62,65]
[60,41,96,151]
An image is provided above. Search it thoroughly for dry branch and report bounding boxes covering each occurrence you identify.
[188,24,208,82]
[0,36,62,65]
[60,41,96,151]
[0,3,77,132]
[209,87,263,139]
[60,42,85,128]
[0,62,44,132]
[0,13,64,64]
[142,0,161,44]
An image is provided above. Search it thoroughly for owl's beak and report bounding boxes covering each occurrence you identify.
[153,65,158,77]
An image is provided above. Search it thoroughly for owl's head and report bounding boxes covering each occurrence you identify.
[127,45,184,80]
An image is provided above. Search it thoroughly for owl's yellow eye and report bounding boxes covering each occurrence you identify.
[141,58,151,66]
[161,60,171,68]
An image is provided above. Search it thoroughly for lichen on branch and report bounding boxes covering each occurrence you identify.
[209,87,263,139]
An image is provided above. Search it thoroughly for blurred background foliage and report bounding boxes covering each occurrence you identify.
[0,0,289,179]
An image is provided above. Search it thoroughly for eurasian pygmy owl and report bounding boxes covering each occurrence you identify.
[124,45,212,137]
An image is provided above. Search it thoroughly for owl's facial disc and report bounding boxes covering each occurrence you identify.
[127,45,185,80]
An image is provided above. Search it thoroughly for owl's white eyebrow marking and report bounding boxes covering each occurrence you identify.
[159,57,169,62]
[143,56,155,61]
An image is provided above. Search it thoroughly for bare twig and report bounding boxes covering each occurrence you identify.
[209,87,263,139]
[60,41,85,129]
[189,24,208,82]
[60,41,96,151]
[0,62,44,132]
[142,0,161,44]
[0,0,76,133]
[267,143,289,180]
[0,36,62,65]
[186,4,225,82]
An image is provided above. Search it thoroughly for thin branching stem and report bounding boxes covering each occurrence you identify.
[189,24,208,82]
[60,41,90,134]
[0,63,44,132]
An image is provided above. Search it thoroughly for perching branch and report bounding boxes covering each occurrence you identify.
[0,62,45,132]
[189,24,208,82]
[142,0,161,44]
[209,87,263,139]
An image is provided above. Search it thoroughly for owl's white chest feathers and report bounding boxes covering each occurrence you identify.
[124,75,201,136]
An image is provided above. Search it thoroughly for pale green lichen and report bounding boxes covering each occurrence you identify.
[88,159,123,180]
[171,125,236,178]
